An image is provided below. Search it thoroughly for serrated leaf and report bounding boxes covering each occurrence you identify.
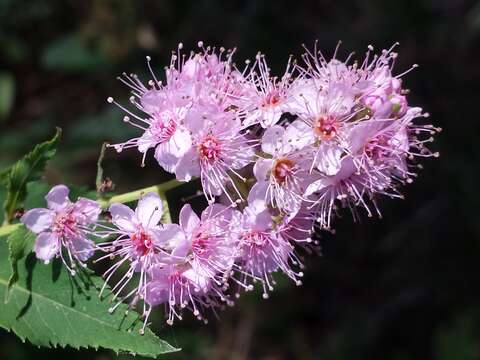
[5,225,35,300]
[3,128,61,223]
[0,236,179,356]
[24,181,50,209]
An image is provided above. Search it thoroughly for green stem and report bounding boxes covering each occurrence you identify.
[0,223,21,237]
[97,179,181,209]
[0,179,183,238]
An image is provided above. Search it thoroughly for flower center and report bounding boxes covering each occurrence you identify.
[192,230,211,257]
[365,135,389,160]
[272,157,294,185]
[150,116,176,143]
[131,231,154,255]
[53,212,77,237]
[198,135,221,163]
[313,114,338,141]
[242,231,268,248]
[263,91,281,107]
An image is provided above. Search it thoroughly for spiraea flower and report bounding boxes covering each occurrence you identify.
[21,185,100,273]
[230,184,304,298]
[175,104,257,203]
[140,203,236,326]
[242,53,297,128]
[91,41,439,328]
[96,192,184,306]
[178,203,237,280]
[254,122,314,214]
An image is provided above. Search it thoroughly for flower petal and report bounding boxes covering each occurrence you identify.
[179,204,200,235]
[71,236,95,262]
[175,148,200,182]
[284,120,315,152]
[73,198,101,224]
[154,128,192,173]
[136,192,163,228]
[109,203,138,232]
[261,125,285,155]
[253,158,273,182]
[34,232,59,263]
[21,208,55,234]
[316,143,343,176]
[46,185,71,211]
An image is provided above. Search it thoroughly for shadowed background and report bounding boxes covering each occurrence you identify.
[0,0,479,359]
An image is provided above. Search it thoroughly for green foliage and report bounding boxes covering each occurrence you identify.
[0,235,179,357]
[5,225,35,300]
[2,128,61,223]
[0,184,6,225]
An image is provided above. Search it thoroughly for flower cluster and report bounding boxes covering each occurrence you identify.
[21,42,439,329]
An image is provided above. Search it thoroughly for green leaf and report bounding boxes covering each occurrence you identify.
[3,128,61,223]
[0,183,6,224]
[0,72,15,121]
[0,234,179,356]
[5,225,35,300]
[24,181,50,209]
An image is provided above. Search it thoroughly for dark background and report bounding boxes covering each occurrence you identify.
[0,0,479,359]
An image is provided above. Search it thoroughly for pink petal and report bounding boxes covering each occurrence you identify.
[71,236,95,262]
[73,198,101,224]
[175,148,200,182]
[46,185,71,211]
[136,192,163,228]
[260,108,283,128]
[261,125,285,155]
[182,268,210,292]
[21,208,54,234]
[246,183,268,214]
[109,203,137,232]
[141,89,166,114]
[179,204,200,235]
[253,158,273,182]
[34,232,59,263]
[138,131,157,153]
[154,128,192,173]
[284,120,315,152]
[201,203,230,221]
[316,143,343,176]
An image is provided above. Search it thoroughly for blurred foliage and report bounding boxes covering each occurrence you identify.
[0,0,479,359]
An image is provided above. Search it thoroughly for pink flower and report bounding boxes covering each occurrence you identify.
[21,185,100,273]
[242,54,297,128]
[175,104,256,203]
[139,203,237,327]
[254,123,314,214]
[289,82,361,176]
[305,109,440,229]
[143,262,231,326]
[230,184,304,298]
[178,203,237,279]
[96,192,185,305]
